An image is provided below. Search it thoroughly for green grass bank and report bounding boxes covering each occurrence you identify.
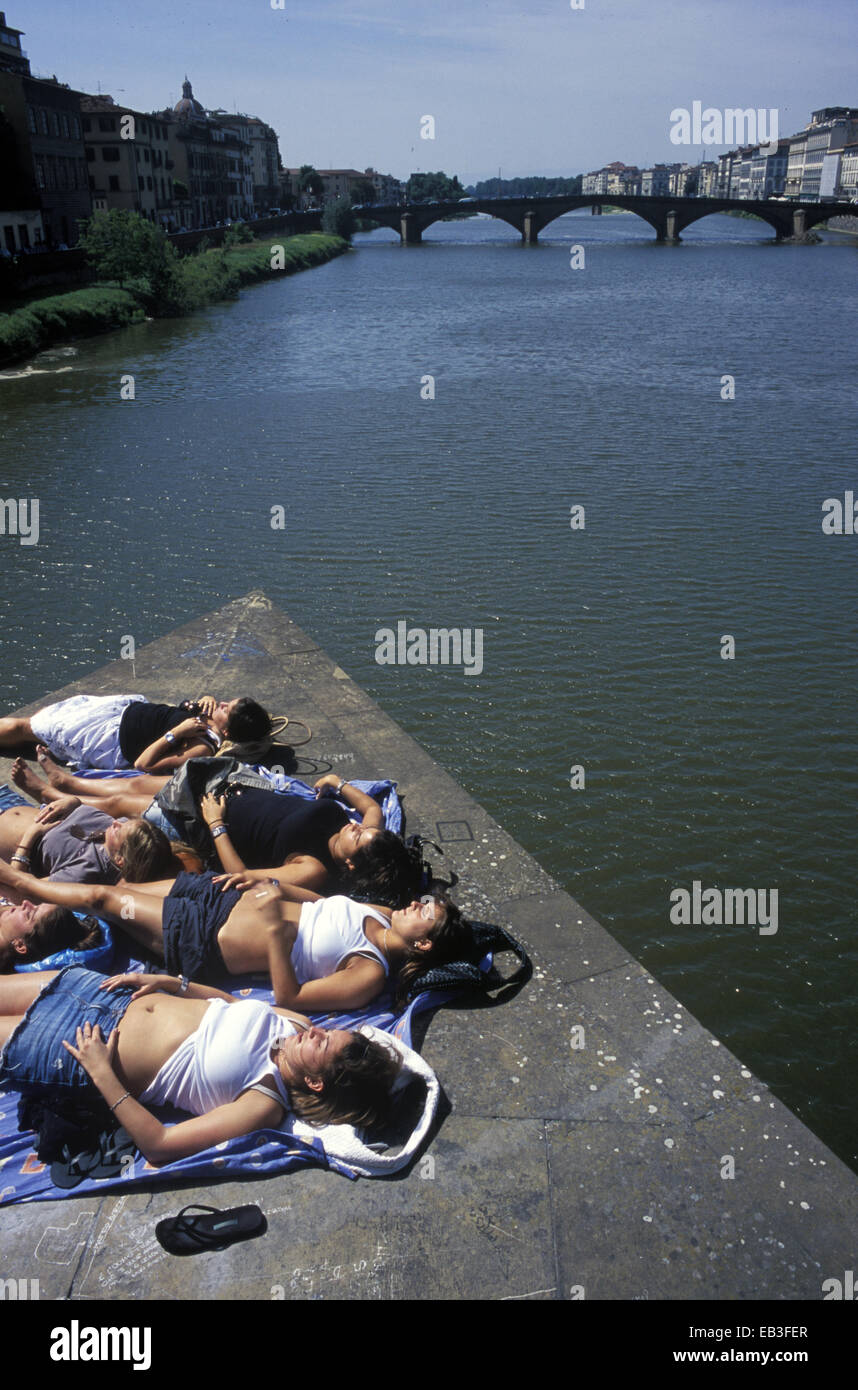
[0,233,347,369]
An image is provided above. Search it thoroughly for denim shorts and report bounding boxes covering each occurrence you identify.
[0,966,135,1095]
[161,872,241,983]
[142,800,182,841]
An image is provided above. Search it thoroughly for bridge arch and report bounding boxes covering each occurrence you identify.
[525,196,664,240]
[660,201,788,240]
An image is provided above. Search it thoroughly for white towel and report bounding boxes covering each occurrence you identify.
[281,1025,439,1177]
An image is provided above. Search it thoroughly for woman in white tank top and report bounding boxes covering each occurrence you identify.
[0,856,470,1015]
[0,958,402,1167]
[264,893,466,1014]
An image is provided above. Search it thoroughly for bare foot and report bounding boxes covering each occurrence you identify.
[36,744,76,791]
[10,756,49,801]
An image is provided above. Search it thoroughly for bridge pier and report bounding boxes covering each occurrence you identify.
[659,210,681,244]
[522,210,540,244]
[400,213,423,245]
[792,208,808,239]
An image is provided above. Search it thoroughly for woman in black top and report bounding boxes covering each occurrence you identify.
[198,777,423,906]
[0,693,271,773]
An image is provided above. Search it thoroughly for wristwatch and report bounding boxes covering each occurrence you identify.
[177,975,189,995]
[164,731,177,745]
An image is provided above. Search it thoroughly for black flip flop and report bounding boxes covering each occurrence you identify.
[50,1143,101,1189]
[88,1127,137,1179]
[155,1204,267,1256]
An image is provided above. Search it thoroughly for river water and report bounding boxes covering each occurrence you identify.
[1,210,856,1166]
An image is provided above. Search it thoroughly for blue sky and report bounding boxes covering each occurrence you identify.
[12,0,857,181]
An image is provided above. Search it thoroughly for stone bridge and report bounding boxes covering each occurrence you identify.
[364,193,846,245]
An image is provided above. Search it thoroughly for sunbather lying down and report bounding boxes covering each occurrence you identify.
[0,691,272,772]
[0,857,471,1012]
[0,786,187,889]
[0,784,199,971]
[0,955,402,1166]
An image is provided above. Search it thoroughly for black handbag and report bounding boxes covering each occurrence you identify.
[400,919,531,1004]
[154,756,274,859]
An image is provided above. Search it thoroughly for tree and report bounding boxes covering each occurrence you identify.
[471,174,583,198]
[299,164,324,202]
[79,209,181,309]
[322,197,355,241]
[406,171,465,204]
[223,220,253,247]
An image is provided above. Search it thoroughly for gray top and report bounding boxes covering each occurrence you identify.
[35,805,120,883]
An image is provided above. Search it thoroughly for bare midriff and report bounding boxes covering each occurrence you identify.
[0,806,37,860]
[114,992,213,1096]
[217,889,303,973]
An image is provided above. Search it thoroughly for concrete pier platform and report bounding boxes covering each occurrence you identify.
[2,592,856,1301]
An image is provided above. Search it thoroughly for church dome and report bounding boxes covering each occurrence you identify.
[174,77,205,119]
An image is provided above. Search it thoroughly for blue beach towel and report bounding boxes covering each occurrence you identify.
[0,783,31,813]
[0,957,457,1205]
